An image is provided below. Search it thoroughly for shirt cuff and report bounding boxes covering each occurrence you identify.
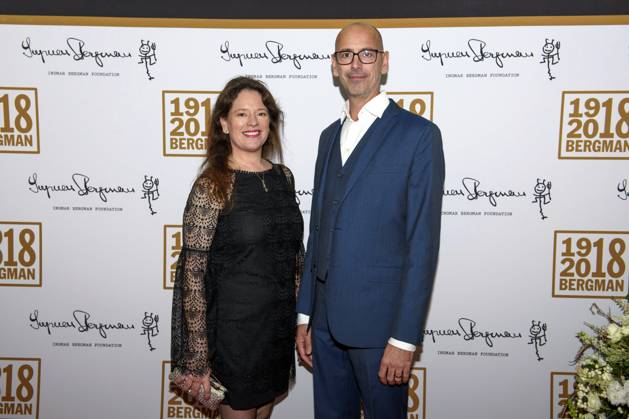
[388,337,416,352]
[296,315,415,351]
[297,313,310,326]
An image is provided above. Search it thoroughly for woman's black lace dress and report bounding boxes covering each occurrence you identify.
[171,164,304,410]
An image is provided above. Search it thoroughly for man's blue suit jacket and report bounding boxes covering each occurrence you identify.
[296,100,445,348]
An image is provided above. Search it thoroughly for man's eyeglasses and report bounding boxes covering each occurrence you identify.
[333,49,384,65]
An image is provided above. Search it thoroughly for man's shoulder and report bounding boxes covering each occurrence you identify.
[389,101,437,131]
[320,118,342,136]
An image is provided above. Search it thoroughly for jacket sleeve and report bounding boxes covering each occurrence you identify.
[391,123,445,345]
[296,128,331,317]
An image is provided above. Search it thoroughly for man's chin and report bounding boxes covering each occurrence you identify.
[343,85,368,98]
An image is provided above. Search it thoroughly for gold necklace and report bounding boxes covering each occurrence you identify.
[229,158,270,192]
[255,172,268,192]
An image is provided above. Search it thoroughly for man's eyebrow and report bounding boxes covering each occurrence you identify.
[336,47,375,51]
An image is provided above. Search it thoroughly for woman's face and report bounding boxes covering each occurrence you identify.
[220,89,270,157]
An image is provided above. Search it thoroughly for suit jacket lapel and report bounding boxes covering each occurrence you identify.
[315,121,343,224]
[338,101,400,207]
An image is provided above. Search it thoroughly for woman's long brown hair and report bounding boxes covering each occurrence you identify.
[200,76,284,205]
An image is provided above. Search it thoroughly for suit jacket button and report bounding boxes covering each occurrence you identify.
[315,225,320,231]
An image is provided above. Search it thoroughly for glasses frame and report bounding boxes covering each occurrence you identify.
[333,49,385,65]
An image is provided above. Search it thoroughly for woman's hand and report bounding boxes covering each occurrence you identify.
[174,370,212,402]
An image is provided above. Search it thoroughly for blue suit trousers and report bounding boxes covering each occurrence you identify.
[312,280,408,419]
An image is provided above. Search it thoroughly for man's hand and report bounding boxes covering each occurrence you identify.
[378,344,414,385]
[296,324,312,368]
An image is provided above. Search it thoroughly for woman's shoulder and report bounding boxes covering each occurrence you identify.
[275,163,294,186]
[191,175,214,195]
[188,175,228,209]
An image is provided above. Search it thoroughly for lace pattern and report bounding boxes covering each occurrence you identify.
[171,166,304,382]
[171,176,228,376]
[278,164,305,296]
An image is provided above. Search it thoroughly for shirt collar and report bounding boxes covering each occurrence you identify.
[340,92,389,123]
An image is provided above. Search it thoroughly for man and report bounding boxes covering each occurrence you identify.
[296,22,445,419]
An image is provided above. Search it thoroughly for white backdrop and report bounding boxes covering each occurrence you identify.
[0,16,628,419]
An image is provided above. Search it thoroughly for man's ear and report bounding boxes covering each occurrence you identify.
[381,51,390,75]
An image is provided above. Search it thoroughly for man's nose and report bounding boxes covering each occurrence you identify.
[350,53,362,69]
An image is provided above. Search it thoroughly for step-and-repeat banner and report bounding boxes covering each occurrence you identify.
[0,16,628,419]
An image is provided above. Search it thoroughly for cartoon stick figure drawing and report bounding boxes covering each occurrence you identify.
[141,312,159,351]
[528,320,547,361]
[141,175,159,215]
[532,179,551,220]
[138,40,157,80]
[540,39,560,80]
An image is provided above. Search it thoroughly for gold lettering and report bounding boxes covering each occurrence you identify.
[565,140,575,152]
[565,139,629,154]
[0,267,36,280]
[169,137,207,151]
[612,279,625,292]
[560,277,625,293]
[0,134,34,147]
[0,402,32,415]
[407,373,420,412]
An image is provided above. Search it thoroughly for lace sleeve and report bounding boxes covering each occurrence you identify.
[171,177,223,376]
[278,164,305,296]
[294,241,304,297]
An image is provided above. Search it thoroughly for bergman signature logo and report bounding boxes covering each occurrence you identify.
[21,37,133,67]
[423,317,548,361]
[443,177,527,207]
[21,36,159,79]
[29,308,160,351]
[420,37,561,80]
[27,172,136,202]
[27,172,161,214]
[219,40,330,69]
[420,38,535,68]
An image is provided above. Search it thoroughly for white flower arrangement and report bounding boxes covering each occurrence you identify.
[563,296,629,419]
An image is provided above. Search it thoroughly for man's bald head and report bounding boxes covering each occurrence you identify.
[335,22,384,51]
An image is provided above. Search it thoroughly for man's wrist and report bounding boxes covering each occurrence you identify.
[388,337,416,352]
[297,313,310,326]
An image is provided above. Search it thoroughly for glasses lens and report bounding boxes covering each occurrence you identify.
[335,50,380,64]
[336,51,352,64]
[359,50,376,63]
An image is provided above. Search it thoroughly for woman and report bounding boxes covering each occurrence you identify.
[171,76,304,419]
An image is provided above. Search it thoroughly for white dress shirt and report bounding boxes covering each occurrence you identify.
[298,92,417,352]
